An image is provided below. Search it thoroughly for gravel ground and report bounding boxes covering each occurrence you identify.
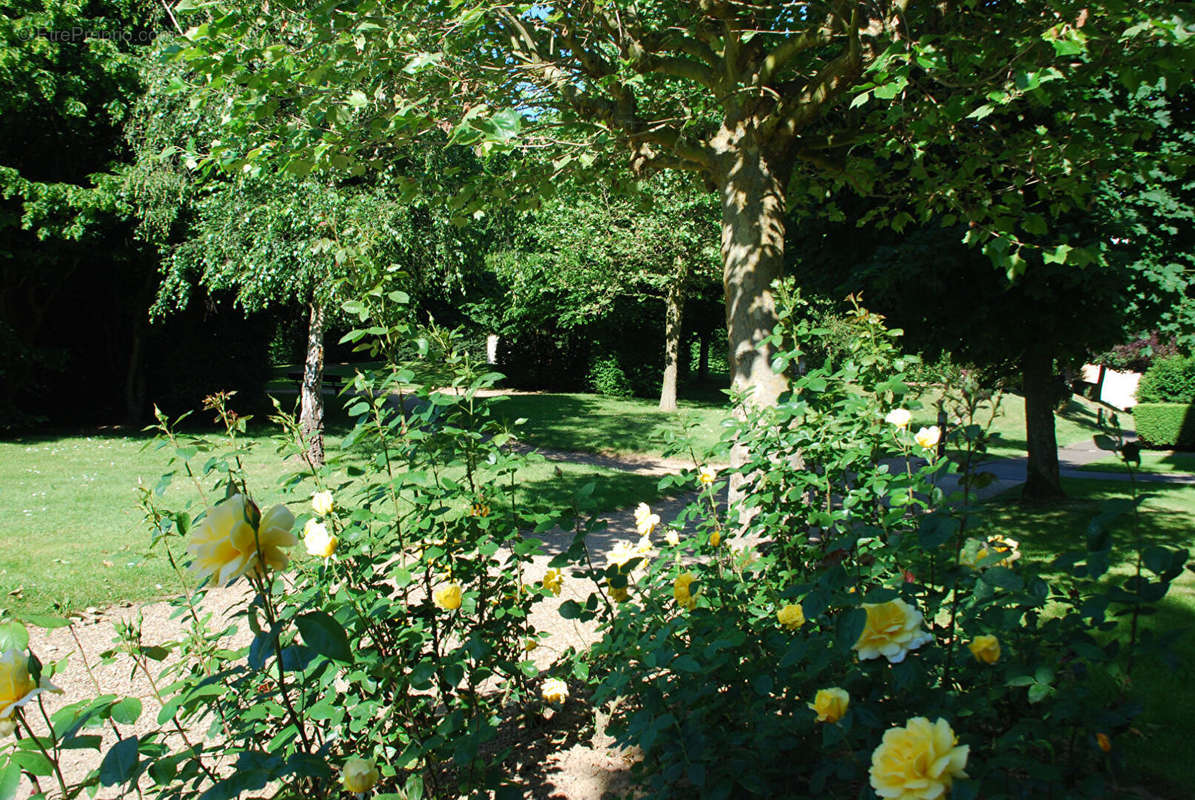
[16,471,701,800]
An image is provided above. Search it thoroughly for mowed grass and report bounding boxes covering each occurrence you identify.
[1077,450,1195,475]
[0,423,663,617]
[492,388,1114,465]
[493,392,733,460]
[908,388,1119,460]
[978,479,1195,796]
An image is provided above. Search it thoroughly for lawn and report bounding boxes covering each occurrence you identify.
[908,387,1119,460]
[977,479,1195,796]
[0,424,663,617]
[492,392,733,460]
[1076,450,1195,475]
[490,388,1115,465]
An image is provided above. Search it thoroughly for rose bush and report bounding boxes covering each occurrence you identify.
[26,296,585,799]
[561,286,1188,798]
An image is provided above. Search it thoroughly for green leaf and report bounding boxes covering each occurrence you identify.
[1042,243,1072,264]
[17,613,69,630]
[1027,683,1053,704]
[295,612,353,663]
[558,600,582,620]
[849,90,871,109]
[110,698,142,725]
[0,759,21,800]
[99,736,140,786]
[874,77,907,100]
[0,621,28,652]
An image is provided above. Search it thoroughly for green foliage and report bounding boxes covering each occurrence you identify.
[73,302,581,798]
[1131,403,1195,448]
[586,354,633,399]
[563,289,1185,797]
[1137,355,1195,404]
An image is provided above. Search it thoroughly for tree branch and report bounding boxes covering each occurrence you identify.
[767,8,863,139]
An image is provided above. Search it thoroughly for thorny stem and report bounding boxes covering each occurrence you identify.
[17,708,68,799]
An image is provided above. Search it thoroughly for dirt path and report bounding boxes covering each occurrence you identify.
[17,481,699,800]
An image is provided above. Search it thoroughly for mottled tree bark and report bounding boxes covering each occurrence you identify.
[300,301,326,466]
[714,125,791,480]
[1021,345,1065,501]
[659,255,688,412]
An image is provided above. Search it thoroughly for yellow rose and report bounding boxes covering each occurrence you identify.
[885,408,912,429]
[988,535,1021,567]
[607,540,638,569]
[808,687,849,723]
[698,466,717,485]
[853,599,933,663]
[967,635,1001,665]
[609,585,629,603]
[673,572,698,611]
[541,677,569,705]
[777,604,805,631]
[709,530,721,547]
[1096,732,1112,753]
[341,757,379,794]
[869,717,969,800]
[0,649,60,737]
[433,583,462,611]
[302,519,338,559]
[470,502,490,518]
[664,530,680,547]
[914,426,941,450]
[542,568,563,596]
[634,503,660,536]
[188,494,296,586]
[635,536,655,558]
[310,490,334,517]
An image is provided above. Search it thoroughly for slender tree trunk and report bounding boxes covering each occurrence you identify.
[1021,345,1065,501]
[300,301,326,466]
[698,331,710,383]
[659,255,688,412]
[124,324,146,426]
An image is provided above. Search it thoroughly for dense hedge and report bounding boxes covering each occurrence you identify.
[1137,354,1195,403]
[1132,402,1195,448]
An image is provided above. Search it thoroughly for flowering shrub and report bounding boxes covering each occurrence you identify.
[0,297,580,799]
[566,287,1188,797]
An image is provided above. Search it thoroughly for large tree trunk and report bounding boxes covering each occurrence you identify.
[713,126,791,486]
[1021,345,1065,502]
[300,301,326,466]
[659,255,688,412]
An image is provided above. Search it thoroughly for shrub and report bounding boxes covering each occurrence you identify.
[1093,332,1179,373]
[1132,402,1195,447]
[563,284,1186,798]
[587,354,634,397]
[1136,354,1195,403]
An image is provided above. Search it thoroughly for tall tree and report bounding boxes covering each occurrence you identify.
[0,0,164,425]
[168,2,1192,476]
